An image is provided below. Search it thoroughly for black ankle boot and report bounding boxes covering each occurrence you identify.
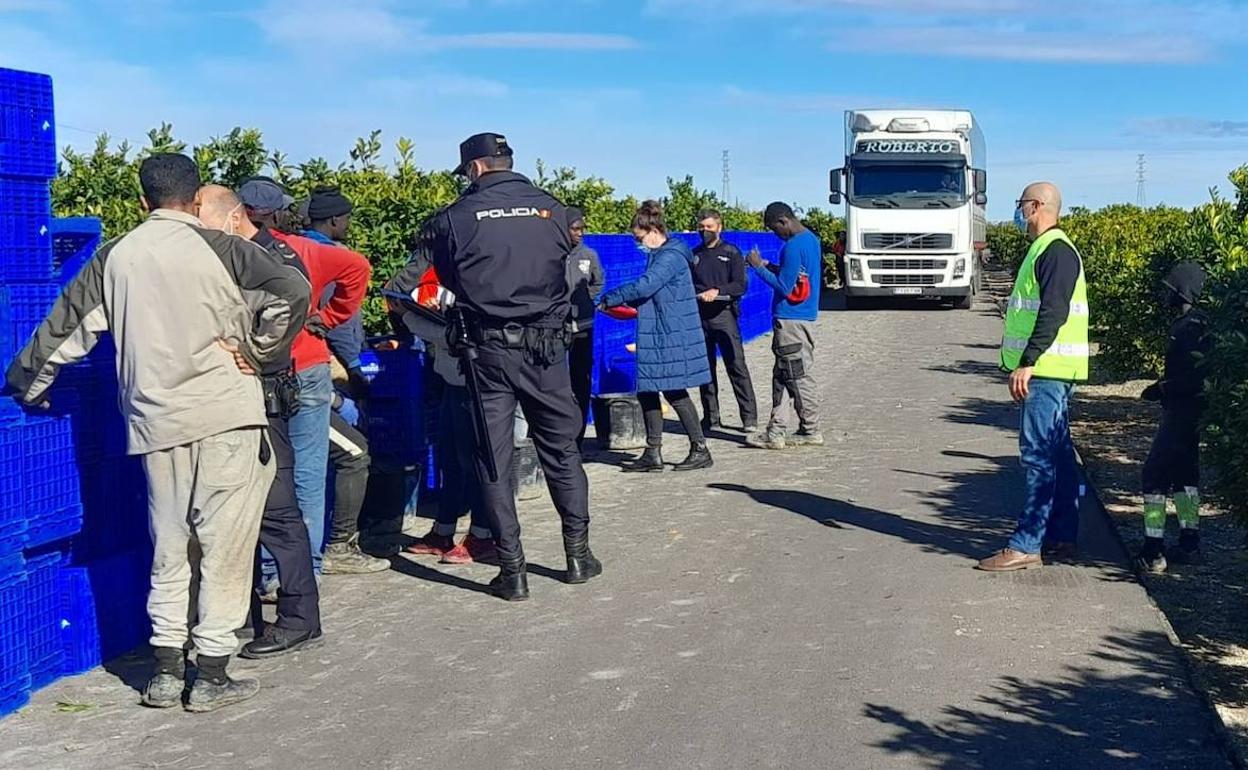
[564,534,603,585]
[1173,530,1203,565]
[623,447,663,473]
[673,442,713,472]
[1136,537,1167,574]
[490,556,530,601]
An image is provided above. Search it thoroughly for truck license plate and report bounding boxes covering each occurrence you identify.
[892,287,923,295]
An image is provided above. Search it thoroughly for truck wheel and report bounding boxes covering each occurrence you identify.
[953,293,974,310]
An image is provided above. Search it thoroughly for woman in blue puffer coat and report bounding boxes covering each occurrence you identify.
[599,200,712,472]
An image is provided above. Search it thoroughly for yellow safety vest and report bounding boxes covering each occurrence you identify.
[1000,228,1089,381]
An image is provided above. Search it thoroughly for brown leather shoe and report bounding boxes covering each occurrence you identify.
[976,548,1042,572]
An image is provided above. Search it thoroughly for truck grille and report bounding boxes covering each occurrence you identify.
[863,233,954,250]
[867,259,948,270]
[875,274,941,286]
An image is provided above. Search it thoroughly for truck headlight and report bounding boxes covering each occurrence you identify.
[849,258,863,281]
[953,258,966,279]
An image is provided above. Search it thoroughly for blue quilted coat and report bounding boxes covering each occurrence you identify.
[601,237,710,393]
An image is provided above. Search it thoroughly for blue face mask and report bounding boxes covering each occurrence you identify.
[635,241,652,254]
[1014,206,1029,235]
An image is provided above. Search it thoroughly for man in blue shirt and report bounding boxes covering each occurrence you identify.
[745,202,823,449]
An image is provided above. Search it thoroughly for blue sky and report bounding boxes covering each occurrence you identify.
[2,0,1247,220]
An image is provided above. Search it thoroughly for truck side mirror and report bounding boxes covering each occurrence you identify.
[829,168,843,205]
[973,169,987,205]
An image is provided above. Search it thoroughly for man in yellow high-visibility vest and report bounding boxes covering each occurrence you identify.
[978,182,1088,572]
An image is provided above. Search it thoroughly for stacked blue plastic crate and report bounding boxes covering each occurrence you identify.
[0,67,151,719]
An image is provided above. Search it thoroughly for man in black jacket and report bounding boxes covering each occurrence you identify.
[565,206,604,448]
[1137,262,1210,574]
[388,133,597,602]
[692,209,757,433]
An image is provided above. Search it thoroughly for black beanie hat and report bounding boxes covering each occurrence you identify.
[308,187,353,221]
[566,206,586,227]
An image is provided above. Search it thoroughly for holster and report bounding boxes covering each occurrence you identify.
[261,370,301,419]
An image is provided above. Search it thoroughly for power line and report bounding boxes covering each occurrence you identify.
[1136,154,1147,207]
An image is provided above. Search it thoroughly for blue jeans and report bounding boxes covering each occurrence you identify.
[263,364,333,580]
[1008,378,1081,554]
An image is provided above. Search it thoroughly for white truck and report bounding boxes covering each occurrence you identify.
[829,109,987,310]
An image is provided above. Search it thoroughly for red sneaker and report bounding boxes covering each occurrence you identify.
[406,532,454,557]
[440,535,498,565]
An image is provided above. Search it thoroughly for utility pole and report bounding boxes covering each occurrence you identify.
[1136,154,1147,207]
[722,149,731,203]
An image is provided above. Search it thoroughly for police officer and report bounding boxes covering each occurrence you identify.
[392,133,598,601]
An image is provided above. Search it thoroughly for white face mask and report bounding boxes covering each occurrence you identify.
[223,202,243,236]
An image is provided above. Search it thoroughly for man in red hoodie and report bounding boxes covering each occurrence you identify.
[238,178,371,594]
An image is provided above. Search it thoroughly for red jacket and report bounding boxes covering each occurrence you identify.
[273,231,371,372]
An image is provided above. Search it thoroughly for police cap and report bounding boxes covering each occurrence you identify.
[455,132,513,175]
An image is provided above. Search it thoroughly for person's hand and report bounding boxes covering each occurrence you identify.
[698,288,720,303]
[1008,366,1034,404]
[218,339,256,376]
[336,395,360,427]
[17,398,50,415]
[304,314,329,338]
[1141,382,1163,402]
[746,247,764,269]
[624,343,636,354]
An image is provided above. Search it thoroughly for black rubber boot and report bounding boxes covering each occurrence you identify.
[673,442,713,472]
[186,655,259,713]
[622,447,663,473]
[142,647,186,709]
[1172,530,1203,565]
[490,555,530,602]
[1136,537,1168,575]
[564,534,603,585]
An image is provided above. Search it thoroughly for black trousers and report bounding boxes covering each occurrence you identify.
[699,310,757,428]
[1142,401,1201,494]
[252,416,321,633]
[568,328,595,443]
[474,342,590,564]
[435,385,491,533]
[327,410,370,544]
[638,390,704,449]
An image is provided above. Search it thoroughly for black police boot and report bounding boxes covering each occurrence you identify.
[622,447,663,473]
[490,555,530,602]
[673,442,713,472]
[142,647,186,709]
[185,655,259,714]
[564,533,603,585]
[239,625,324,660]
[1172,530,1203,565]
[1136,537,1168,575]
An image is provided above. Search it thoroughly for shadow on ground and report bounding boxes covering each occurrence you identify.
[863,629,1231,769]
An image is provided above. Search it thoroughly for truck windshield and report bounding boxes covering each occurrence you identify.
[850,164,966,206]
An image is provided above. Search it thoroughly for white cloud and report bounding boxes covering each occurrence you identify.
[423,32,639,51]
[0,0,64,11]
[647,0,1245,64]
[1126,118,1248,140]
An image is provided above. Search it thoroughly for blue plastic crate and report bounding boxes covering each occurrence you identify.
[366,397,426,466]
[1,282,60,361]
[0,68,55,179]
[23,548,65,691]
[60,547,151,670]
[21,413,83,550]
[0,420,25,555]
[0,556,30,718]
[72,456,147,561]
[366,348,425,399]
[50,217,103,286]
[0,177,53,280]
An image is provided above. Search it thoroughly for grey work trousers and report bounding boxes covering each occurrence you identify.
[767,318,821,438]
[142,427,274,658]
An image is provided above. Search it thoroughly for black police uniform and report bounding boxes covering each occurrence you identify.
[691,239,757,430]
[245,227,321,650]
[1142,307,1209,496]
[393,142,594,598]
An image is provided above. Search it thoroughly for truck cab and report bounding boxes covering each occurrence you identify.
[830,110,987,310]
